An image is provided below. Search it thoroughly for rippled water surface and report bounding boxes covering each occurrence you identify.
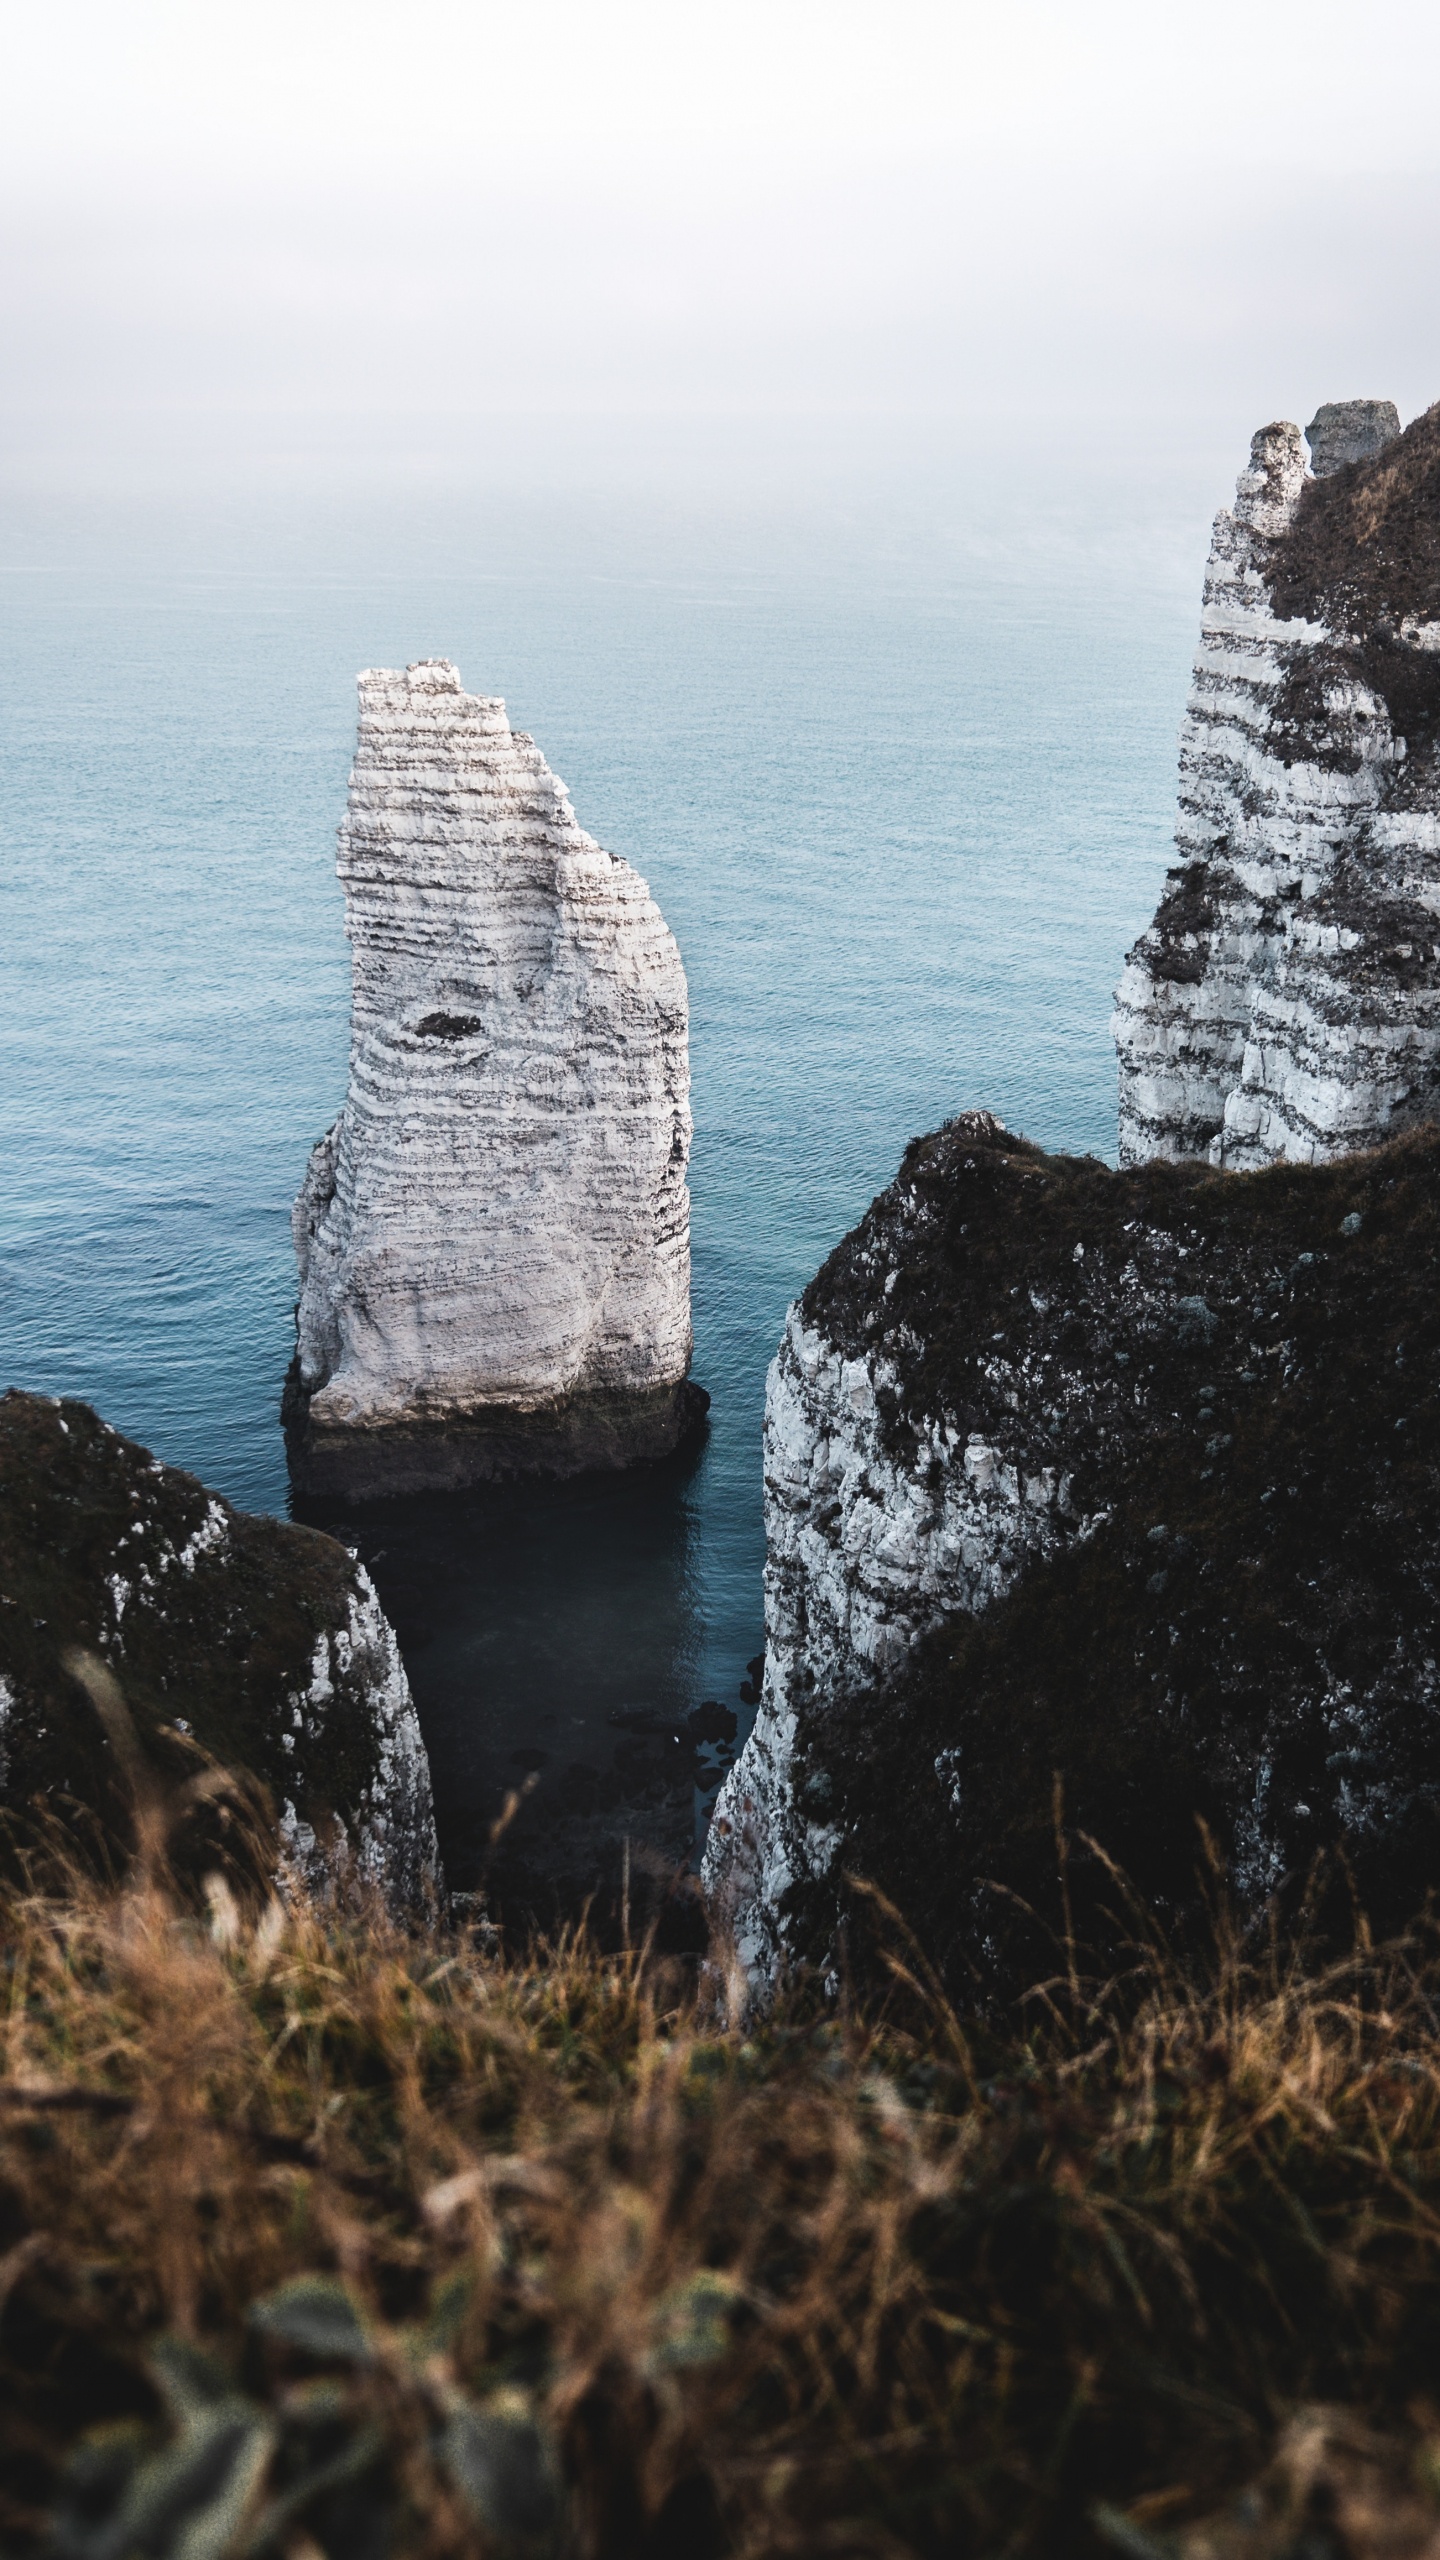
[1,477,1200,1893]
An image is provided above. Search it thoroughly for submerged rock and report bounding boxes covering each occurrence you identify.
[705,1115,1440,1999]
[286,660,702,1498]
[1114,402,1440,1170]
[0,1390,439,1908]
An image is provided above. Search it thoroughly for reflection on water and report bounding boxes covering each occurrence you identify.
[296,1421,756,1928]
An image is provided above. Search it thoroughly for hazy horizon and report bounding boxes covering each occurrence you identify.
[3,0,1439,520]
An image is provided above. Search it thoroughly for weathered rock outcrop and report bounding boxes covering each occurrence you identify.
[1114,401,1440,1170]
[705,1116,1440,1998]
[0,1391,439,1908]
[1304,398,1401,478]
[286,660,701,1498]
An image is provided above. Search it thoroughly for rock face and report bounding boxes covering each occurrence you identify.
[705,1115,1440,2000]
[1113,400,1440,1171]
[286,660,700,1498]
[0,1391,440,1909]
[1305,399,1400,477]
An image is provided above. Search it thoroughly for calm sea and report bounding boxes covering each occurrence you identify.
[0,466,1205,1891]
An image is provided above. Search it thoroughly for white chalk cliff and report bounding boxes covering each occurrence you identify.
[287,661,700,1495]
[1114,400,1440,1169]
[704,1268,1075,1987]
[704,1116,1087,1987]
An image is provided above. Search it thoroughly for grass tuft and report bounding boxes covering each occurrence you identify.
[5,1668,1440,2555]
[7,1834,1440,2555]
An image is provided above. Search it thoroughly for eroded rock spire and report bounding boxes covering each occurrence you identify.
[285,661,702,1496]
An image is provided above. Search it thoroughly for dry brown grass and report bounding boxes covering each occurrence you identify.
[8,1740,1440,2553]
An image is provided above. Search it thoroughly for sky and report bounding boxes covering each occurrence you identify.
[2,0,1440,500]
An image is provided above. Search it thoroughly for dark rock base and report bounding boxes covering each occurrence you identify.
[283,1364,710,1500]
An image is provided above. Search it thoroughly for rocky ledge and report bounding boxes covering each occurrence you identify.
[1114,399,1440,1169]
[0,1391,439,1908]
[705,1114,1440,1999]
[286,660,703,1498]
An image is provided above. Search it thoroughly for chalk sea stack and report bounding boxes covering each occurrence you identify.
[0,1390,439,1909]
[1114,400,1440,1169]
[285,661,702,1498]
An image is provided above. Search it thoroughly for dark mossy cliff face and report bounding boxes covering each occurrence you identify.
[705,1115,1440,1998]
[0,1391,439,1907]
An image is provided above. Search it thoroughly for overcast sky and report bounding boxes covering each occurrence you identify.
[4,0,1439,498]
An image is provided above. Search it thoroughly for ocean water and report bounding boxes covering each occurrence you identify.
[0,473,1203,1892]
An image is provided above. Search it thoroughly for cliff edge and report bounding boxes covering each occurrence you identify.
[705,1115,1440,1998]
[1114,401,1440,1168]
[286,661,702,1498]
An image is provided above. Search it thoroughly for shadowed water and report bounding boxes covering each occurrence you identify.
[0,473,1202,1898]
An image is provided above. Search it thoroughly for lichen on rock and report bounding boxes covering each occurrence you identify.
[285,660,703,1497]
[1114,401,1440,1170]
[0,1390,439,1909]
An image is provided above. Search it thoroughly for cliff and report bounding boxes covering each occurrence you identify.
[1114,400,1440,1169]
[705,1115,1440,1997]
[0,1391,439,1907]
[286,660,701,1498]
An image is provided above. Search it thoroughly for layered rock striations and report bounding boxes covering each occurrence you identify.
[287,661,700,1497]
[0,1390,439,1909]
[705,1116,1440,1998]
[1114,401,1440,1170]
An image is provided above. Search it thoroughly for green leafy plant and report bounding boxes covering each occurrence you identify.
[43,2273,563,2560]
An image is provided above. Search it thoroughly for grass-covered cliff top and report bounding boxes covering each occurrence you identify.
[8,1846,1440,2560]
[803,1111,1438,1510]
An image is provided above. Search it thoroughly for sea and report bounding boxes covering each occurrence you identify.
[0,454,1213,1895]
